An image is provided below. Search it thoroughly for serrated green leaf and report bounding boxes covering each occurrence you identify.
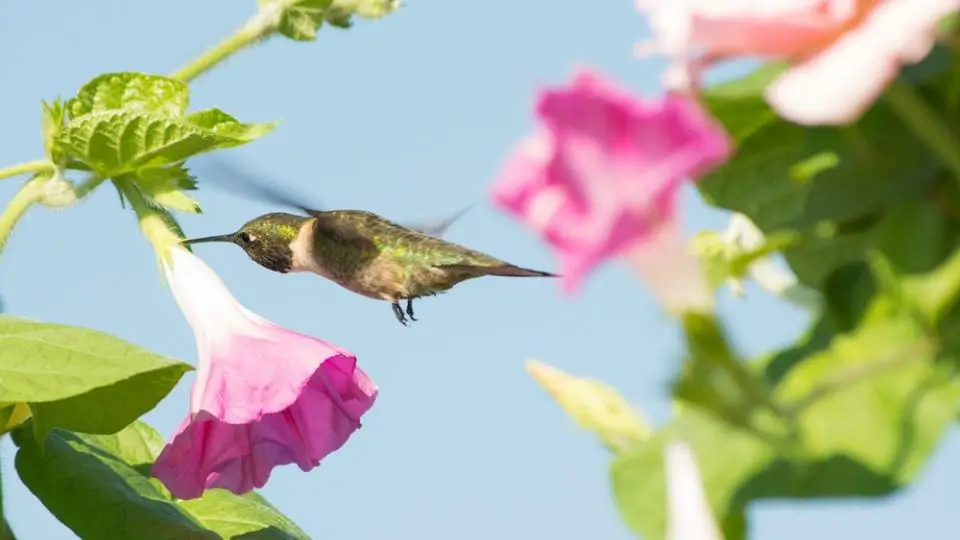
[58,110,273,178]
[66,73,189,119]
[185,108,277,143]
[612,302,959,540]
[136,165,202,214]
[526,360,650,453]
[0,316,191,441]
[12,420,310,540]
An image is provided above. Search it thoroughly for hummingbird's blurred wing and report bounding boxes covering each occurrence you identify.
[404,203,476,238]
[192,154,325,215]
[193,154,474,236]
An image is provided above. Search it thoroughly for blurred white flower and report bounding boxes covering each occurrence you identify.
[722,213,820,311]
[665,440,722,540]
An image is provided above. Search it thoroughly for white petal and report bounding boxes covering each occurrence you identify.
[164,248,257,339]
[665,441,722,540]
[624,220,715,314]
[767,0,960,125]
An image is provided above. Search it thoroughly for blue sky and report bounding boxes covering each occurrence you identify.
[1,1,957,539]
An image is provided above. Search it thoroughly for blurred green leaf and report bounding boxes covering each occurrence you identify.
[699,64,940,289]
[612,308,960,540]
[613,296,958,540]
[13,420,310,539]
[674,313,777,430]
[526,360,650,452]
[870,201,960,321]
[0,316,191,442]
[66,73,189,119]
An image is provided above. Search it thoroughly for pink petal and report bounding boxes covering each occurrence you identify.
[623,216,713,314]
[491,70,730,294]
[687,0,858,58]
[767,0,960,124]
[153,248,378,500]
[152,353,376,500]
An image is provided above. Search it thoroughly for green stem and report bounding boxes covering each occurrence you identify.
[114,178,155,220]
[0,515,16,540]
[169,5,283,82]
[0,178,46,257]
[0,160,52,182]
[885,81,960,185]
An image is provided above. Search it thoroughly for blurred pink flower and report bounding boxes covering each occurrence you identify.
[635,0,960,125]
[490,70,727,312]
[152,247,378,500]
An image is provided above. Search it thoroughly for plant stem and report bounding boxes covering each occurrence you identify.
[0,515,16,540]
[169,4,283,82]
[885,81,960,185]
[0,178,46,257]
[114,179,182,252]
[0,160,52,182]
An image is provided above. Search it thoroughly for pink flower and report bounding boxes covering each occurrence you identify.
[490,70,727,311]
[635,0,960,125]
[151,247,378,500]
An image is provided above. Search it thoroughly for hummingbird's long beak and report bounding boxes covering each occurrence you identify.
[181,234,235,245]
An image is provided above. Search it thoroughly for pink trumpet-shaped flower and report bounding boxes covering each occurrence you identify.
[490,70,728,311]
[152,247,378,500]
[635,0,960,125]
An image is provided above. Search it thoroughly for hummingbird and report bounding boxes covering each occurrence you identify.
[182,158,558,326]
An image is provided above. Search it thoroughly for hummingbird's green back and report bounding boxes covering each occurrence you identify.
[305,210,524,300]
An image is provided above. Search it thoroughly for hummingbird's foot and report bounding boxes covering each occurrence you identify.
[391,301,410,326]
[405,298,418,322]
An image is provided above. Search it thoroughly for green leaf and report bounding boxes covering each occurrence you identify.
[185,108,277,143]
[180,491,310,538]
[41,99,66,161]
[66,73,190,120]
[674,314,780,431]
[0,316,191,441]
[12,421,311,540]
[525,360,650,453]
[259,0,401,40]
[57,109,274,178]
[136,165,202,214]
[698,64,941,289]
[612,303,959,540]
[324,0,402,28]
[260,0,334,41]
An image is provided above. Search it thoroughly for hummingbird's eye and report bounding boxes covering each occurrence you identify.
[237,232,255,245]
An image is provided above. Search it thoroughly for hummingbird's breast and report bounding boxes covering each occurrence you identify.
[287,219,406,300]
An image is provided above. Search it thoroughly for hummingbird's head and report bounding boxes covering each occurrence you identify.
[182,213,307,274]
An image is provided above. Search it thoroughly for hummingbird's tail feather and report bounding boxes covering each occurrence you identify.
[439,263,558,278]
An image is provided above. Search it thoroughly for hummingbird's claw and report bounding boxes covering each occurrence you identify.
[405,299,418,322]
[392,301,410,326]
